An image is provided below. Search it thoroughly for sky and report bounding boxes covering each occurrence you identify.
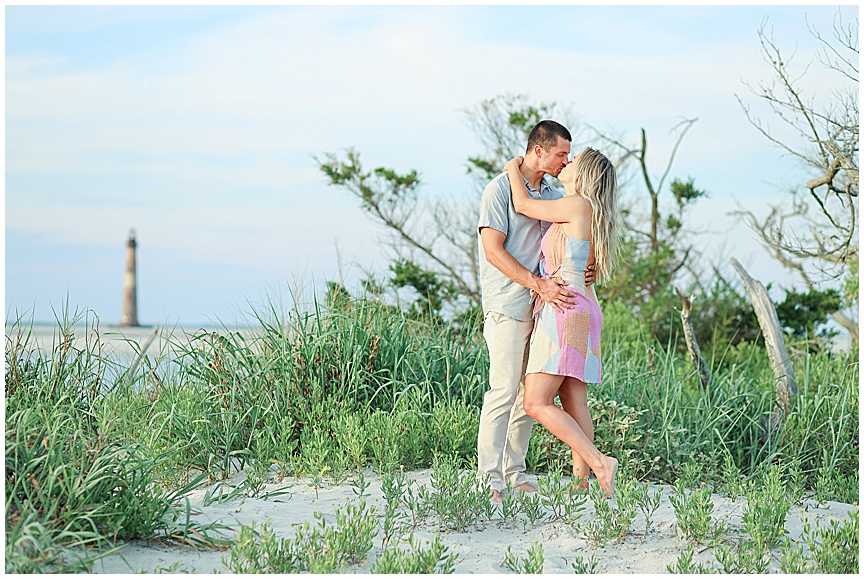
[4,2,859,328]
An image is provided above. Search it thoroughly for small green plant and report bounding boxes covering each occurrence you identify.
[630,480,662,535]
[371,533,457,574]
[576,480,634,547]
[742,463,790,548]
[611,478,639,535]
[391,405,428,469]
[351,470,371,498]
[297,426,346,498]
[666,544,715,574]
[145,561,188,573]
[381,470,410,508]
[379,504,405,548]
[499,482,520,523]
[814,463,860,505]
[476,484,498,522]
[426,455,491,531]
[429,399,479,464]
[379,469,411,546]
[224,500,378,573]
[717,451,746,500]
[517,490,545,525]
[223,520,301,573]
[714,540,769,574]
[366,410,402,473]
[403,481,432,528]
[247,428,275,495]
[679,461,702,488]
[669,478,726,545]
[570,550,599,573]
[270,415,298,480]
[799,512,859,573]
[563,486,589,526]
[333,500,378,564]
[502,542,544,574]
[332,413,368,472]
[779,538,809,573]
[538,470,587,523]
[785,457,807,504]
[537,470,588,525]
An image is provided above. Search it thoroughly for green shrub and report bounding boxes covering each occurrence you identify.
[502,543,544,574]
[742,463,792,548]
[371,534,457,574]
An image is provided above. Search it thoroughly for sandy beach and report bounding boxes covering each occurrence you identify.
[92,468,857,574]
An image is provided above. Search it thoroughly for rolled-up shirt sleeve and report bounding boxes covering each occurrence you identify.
[478,178,509,236]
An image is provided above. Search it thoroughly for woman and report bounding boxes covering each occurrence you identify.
[505,148,620,498]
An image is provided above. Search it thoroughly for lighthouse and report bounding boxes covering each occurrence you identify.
[120,228,139,327]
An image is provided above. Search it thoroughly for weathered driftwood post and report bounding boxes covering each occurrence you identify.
[674,287,712,391]
[730,257,797,417]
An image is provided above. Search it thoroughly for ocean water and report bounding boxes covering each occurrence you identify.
[5,323,262,364]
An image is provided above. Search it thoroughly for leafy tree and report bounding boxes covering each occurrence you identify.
[775,287,841,342]
[464,93,578,183]
[316,94,575,319]
[389,258,454,322]
[689,270,761,348]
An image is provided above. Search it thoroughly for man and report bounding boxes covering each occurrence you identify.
[476,120,592,502]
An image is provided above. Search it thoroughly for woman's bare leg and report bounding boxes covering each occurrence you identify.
[557,378,594,490]
[524,372,617,496]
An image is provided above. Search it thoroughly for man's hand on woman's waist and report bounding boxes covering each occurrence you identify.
[532,276,576,314]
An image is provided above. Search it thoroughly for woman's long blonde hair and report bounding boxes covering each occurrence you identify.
[572,147,620,285]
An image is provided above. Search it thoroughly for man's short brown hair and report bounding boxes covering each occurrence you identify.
[526,120,572,153]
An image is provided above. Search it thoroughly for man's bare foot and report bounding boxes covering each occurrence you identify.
[490,489,503,503]
[596,456,619,499]
[513,482,537,493]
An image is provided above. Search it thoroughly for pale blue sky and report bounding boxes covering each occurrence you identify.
[4,4,858,326]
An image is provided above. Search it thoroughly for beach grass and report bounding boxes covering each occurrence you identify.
[4,294,859,572]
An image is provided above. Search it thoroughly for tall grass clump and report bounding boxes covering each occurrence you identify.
[4,309,217,572]
[147,292,486,481]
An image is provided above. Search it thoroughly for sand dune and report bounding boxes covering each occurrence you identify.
[93,468,857,574]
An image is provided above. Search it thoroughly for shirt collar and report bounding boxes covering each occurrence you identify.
[521,173,554,198]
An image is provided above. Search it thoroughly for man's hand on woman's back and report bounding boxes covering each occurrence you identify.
[584,242,596,286]
[534,277,576,313]
[584,263,596,286]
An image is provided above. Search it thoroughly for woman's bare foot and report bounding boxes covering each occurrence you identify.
[513,482,537,493]
[596,456,619,499]
[490,489,503,503]
[570,475,589,493]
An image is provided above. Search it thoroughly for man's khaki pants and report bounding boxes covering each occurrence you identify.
[477,311,535,492]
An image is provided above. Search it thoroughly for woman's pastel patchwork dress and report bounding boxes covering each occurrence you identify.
[526,223,603,383]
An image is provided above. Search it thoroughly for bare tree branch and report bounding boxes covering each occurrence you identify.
[734,13,858,341]
[657,118,698,194]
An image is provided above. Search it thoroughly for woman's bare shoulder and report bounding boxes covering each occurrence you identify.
[555,194,590,221]
[571,194,592,213]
